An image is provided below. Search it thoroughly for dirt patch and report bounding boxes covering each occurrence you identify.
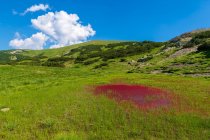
[94,84,172,110]
[169,46,198,58]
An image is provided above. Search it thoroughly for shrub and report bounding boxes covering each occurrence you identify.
[198,42,210,52]
[94,62,108,69]
[42,57,71,67]
[74,41,164,62]
[137,55,153,62]
[75,55,88,63]
[119,58,127,62]
[184,31,210,48]
[83,59,99,65]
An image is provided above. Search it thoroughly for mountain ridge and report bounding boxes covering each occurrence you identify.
[0,29,210,77]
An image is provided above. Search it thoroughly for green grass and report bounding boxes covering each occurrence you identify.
[0,65,209,139]
[1,38,210,77]
[0,33,210,139]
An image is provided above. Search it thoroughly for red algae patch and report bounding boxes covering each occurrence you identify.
[94,84,172,110]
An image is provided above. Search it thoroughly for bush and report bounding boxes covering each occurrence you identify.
[42,57,71,67]
[42,61,65,67]
[119,58,127,62]
[194,31,210,39]
[75,55,88,63]
[184,31,210,48]
[83,59,99,65]
[127,70,134,73]
[94,62,108,69]
[74,41,164,62]
[198,42,210,52]
[137,55,153,62]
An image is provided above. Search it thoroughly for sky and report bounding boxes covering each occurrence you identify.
[1,0,210,50]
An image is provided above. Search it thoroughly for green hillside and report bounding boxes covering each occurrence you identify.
[0,30,209,139]
[1,30,210,76]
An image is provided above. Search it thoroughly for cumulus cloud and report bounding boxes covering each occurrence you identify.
[22,4,50,15]
[31,11,96,48]
[9,11,95,50]
[9,32,48,50]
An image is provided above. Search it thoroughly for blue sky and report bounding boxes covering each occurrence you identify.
[1,0,210,50]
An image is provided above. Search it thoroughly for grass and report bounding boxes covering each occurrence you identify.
[0,65,209,139]
[1,38,210,77]
[1,31,210,139]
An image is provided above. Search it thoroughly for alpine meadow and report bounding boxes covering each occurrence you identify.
[0,1,210,140]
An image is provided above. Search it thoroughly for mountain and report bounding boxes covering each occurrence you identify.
[1,29,210,76]
[0,29,210,139]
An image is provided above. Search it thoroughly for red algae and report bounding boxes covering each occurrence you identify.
[94,84,172,110]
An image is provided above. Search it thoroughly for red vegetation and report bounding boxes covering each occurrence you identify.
[94,84,172,110]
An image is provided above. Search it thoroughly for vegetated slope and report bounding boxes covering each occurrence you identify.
[1,29,210,76]
[0,30,209,139]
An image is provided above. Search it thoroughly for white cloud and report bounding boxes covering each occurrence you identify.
[22,4,50,15]
[9,11,95,50]
[9,32,48,50]
[31,11,96,48]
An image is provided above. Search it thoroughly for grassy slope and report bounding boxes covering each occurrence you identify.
[0,65,209,140]
[0,31,210,139]
[21,40,121,57]
[0,40,120,65]
[1,37,210,76]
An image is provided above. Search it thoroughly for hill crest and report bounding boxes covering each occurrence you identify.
[0,29,210,77]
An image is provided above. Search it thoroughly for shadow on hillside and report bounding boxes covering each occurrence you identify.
[202,51,210,58]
